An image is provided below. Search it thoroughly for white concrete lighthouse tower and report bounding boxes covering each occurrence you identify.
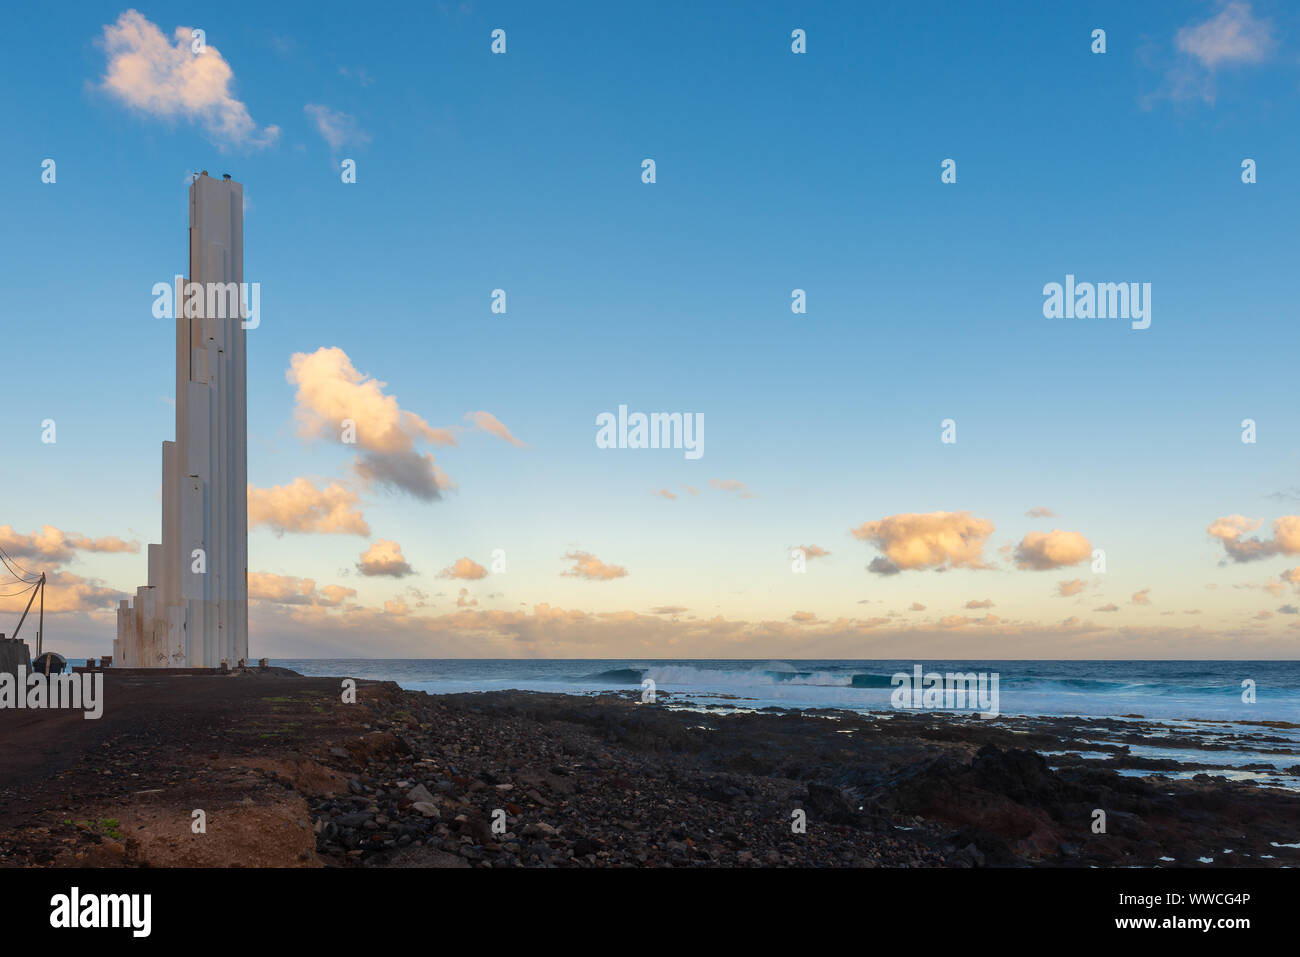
[115,172,249,667]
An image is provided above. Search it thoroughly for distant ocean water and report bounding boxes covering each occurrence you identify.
[271,658,1300,721]
[273,658,1300,790]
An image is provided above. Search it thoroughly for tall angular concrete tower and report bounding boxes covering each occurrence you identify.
[115,172,249,667]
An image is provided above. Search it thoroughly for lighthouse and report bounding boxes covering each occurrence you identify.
[114,172,249,668]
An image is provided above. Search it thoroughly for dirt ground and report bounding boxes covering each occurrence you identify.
[0,671,375,867]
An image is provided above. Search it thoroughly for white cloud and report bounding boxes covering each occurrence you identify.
[1176,2,1273,68]
[304,104,370,152]
[465,411,527,447]
[98,9,279,149]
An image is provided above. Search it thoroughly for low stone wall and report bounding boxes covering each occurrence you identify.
[0,637,32,676]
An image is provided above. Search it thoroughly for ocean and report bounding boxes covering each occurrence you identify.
[272,658,1300,791]
[270,658,1300,720]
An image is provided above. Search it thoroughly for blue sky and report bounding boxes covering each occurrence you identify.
[2,1,1299,659]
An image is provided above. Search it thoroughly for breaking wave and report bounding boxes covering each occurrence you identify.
[581,663,895,689]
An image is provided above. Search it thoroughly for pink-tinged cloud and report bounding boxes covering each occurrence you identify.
[1025,507,1056,518]
[1207,514,1300,563]
[438,557,488,581]
[965,598,995,609]
[231,598,1300,661]
[710,479,755,498]
[304,103,369,152]
[794,544,830,560]
[652,489,677,500]
[561,551,628,581]
[248,478,369,536]
[1094,603,1119,613]
[1013,529,1092,570]
[465,411,527,447]
[287,347,456,500]
[248,572,355,607]
[286,347,460,450]
[97,10,279,148]
[1056,579,1087,597]
[0,524,139,564]
[1176,2,1273,68]
[1277,517,1300,552]
[0,569,125,614]
[1131,589,1152,605]
[358,539,414,578]
[851,511,995,575]
[938,613,1000,629]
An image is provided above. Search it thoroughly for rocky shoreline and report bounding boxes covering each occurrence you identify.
[1,673,1297,867]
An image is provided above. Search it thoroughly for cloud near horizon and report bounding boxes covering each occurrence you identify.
[1207,514,1300,563]
[248,478,370,536]
[0,524,138,564]
[561,551,628,581]
[794,544,830,560]
[0,569,126,615]
[438,557,488,580]
[851,511,995,575]
[357,539,414,578]
[248,572,355,607]
[1013,529,1092,571]
[0,526,138,617]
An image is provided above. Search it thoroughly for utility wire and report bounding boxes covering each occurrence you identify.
[3,547,37,578]
[0,544,41,583]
